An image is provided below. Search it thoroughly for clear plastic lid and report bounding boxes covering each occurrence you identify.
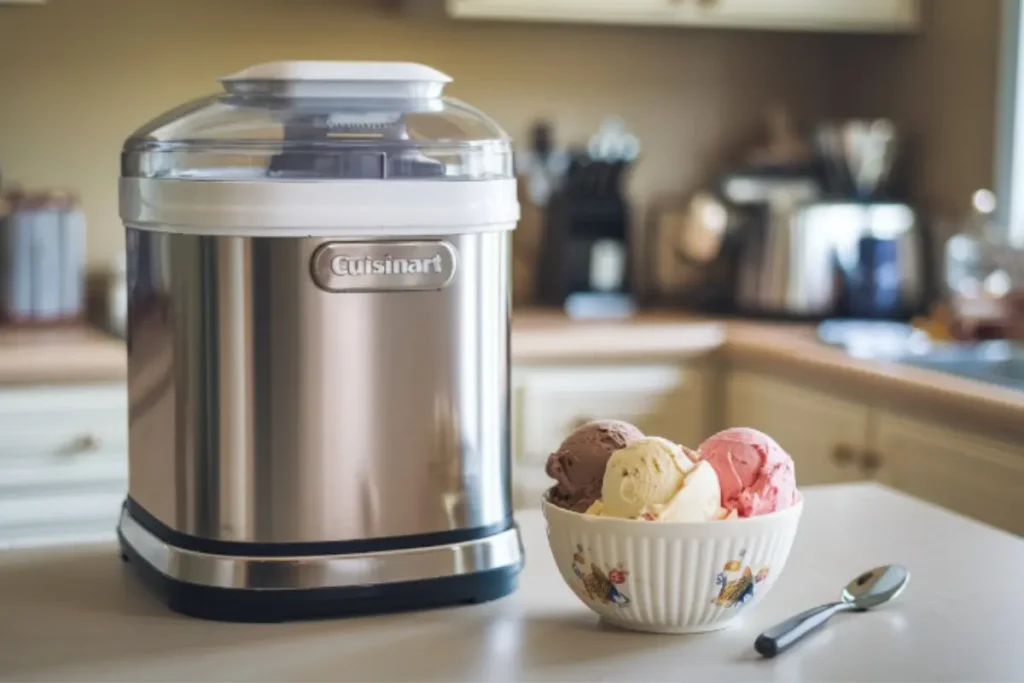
[121,61,513,182]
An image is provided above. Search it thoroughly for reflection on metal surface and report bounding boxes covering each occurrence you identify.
[126,229,511,543]
[118,508,523,590]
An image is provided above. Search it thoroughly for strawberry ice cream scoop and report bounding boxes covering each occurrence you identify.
[698,427,798,518]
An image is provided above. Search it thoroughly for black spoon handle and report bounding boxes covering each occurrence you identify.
[754,602,851,658]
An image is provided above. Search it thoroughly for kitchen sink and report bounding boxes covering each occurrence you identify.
[896,343,1024,391]
[816,321,1024,392]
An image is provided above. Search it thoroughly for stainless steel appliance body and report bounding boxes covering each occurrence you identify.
[117,61,523,621]
[127,231,510,544]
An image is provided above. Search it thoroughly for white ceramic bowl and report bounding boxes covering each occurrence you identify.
[542,495,803,634]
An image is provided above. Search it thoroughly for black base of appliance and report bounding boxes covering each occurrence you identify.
[117,501,523,623]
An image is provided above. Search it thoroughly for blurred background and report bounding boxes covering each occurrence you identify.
[1,0,1023,549]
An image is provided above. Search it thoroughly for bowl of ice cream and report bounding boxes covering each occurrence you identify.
[542,422,803,634]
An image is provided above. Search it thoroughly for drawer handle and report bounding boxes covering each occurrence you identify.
[58,434,101,456]
[860,450,883,474]
[831,444,856,466]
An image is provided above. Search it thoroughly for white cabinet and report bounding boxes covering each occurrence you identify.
[511,362,710,508]
[725,369,874,486]
[0,382,127,549]
[447,0,679,26]
[445,0,919,33]
[875,414,1024,537]
[681,0,919,33]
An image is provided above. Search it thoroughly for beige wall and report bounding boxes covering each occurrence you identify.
[0,0,840,270]
[832,0,1001,218]
[0,0,1003,277]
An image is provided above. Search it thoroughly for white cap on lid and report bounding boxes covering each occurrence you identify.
[221,61,453,99]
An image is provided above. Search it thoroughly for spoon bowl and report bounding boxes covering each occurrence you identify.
[842,565,910,609]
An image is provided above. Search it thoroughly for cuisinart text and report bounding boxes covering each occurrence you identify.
[310,241,457,292]
[331,253,443,276]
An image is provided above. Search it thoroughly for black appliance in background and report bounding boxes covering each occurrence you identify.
[535,152,635,318]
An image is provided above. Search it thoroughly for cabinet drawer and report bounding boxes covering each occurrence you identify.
[0,383,126,461]
[725,370,872,485]
[512,363,706,467]
[0,490,124,532]
[876,414,1024,536]
[0,454,126,497]
[0,523,119,551]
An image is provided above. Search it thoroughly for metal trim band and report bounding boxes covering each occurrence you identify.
[118,507,524,591]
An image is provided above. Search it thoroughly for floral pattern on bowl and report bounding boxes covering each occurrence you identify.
[571,544,630,607]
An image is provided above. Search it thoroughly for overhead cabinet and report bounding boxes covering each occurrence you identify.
[445,0,920,34]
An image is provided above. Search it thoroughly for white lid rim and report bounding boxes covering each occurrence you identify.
[123,222,518,238]
[119,177,520,237]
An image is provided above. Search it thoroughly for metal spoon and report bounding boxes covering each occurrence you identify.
[754,564,910,658]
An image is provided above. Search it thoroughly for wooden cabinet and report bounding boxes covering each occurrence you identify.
[725,370,874,486]
[724,367,1024,537]
[874,414,1024,536]
[511,361,710,508]
[0,382,127,549]
[445,0,919,33]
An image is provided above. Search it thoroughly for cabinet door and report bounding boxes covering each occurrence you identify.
[725,370,872,485]
[0,383,127,549]
[511,362,708,507]
[874,415,1024,536]
[447,0,677,25]
[685,0,919,33]
[446,0,918,32]
[0,382,127,463]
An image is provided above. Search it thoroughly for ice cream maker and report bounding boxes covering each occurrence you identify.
[117,61,523,621]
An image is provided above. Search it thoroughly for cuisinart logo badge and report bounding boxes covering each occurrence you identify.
[311,241,457,292]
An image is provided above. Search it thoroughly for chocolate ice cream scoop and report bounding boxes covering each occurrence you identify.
[545,419,644,512]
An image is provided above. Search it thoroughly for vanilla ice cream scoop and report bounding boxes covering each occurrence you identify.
[591,436,721,522]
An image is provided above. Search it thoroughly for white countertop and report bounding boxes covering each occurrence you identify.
[1,483,1022,682]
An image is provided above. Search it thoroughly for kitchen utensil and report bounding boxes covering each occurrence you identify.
[754,564,910,658]
[32,193,63,321]
[945,189,1005,298]
[519,120,569,206]
[536,146,635,314]
[587,117,640,163]
[0,189,85,325]
[814,125,852,196]
[56,192,86,319]
[0,191,34,322]
[816,119,898,199]
[674,190,732,265]
[642,193,738,310]
[117,61,524,622]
